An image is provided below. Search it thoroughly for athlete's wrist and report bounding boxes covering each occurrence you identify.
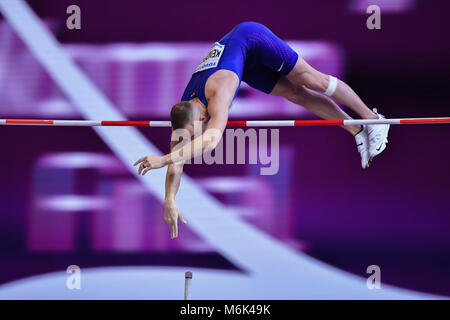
[163,154,173,166]
[164,197,175,205]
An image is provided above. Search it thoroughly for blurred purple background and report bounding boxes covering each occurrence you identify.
[0,0,449,297]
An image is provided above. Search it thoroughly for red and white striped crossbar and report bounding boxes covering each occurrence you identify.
[1,118,450,127]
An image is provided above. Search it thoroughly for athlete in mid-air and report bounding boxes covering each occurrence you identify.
[134,22,389,238]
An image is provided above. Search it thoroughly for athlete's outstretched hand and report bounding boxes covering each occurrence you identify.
[164,200,187,239]
[134,155,168,175]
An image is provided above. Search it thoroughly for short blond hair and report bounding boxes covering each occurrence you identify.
[170,101,195,130]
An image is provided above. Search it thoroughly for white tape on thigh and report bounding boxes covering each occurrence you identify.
[325,76,338,96]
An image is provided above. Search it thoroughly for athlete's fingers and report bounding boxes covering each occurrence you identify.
[169,223,174,239]
[173,218,178,239]
[167,218,174,239]
[142,167,152,176]
[179,213,187,224]
[166,218,173,238]
[133,157,145,166]
[138,162,146,175]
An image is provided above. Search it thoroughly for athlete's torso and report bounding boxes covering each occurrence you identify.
[180,22,299,107]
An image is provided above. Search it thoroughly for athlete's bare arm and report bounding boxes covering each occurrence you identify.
[163,139,187,239]
[133,70,239,238]
[134,70,239,173]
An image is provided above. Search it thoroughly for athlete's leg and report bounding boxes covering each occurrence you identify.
[270,76,371,168]
[239,22,378,166]
[270,76,361,135]
[240,23,376,120]
[286,57,378,120]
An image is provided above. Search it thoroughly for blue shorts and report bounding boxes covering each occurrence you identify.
[181,22,299,107]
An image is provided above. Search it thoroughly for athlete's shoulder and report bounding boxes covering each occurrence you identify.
[204,70,239,101]
[206,69,239,90]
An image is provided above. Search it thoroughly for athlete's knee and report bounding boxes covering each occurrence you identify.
[271,77,310,105]
[297,85,321,106]
[286,84,309,105]
[297,72,328,92]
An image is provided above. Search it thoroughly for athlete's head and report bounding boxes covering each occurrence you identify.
[170,101,207,135]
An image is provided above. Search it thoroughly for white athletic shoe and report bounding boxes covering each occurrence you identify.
[354,125,370,169]
[366,108,390,160]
